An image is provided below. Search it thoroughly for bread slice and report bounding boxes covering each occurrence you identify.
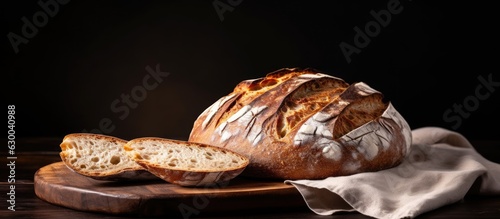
[59,133,157,181]
[123,137,250,187]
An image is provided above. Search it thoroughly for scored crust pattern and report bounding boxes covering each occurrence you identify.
[189,68,412,179]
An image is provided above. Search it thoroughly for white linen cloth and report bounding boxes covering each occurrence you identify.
[285,127,500,219]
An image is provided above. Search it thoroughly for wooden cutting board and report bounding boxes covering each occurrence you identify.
[34,162,306,217]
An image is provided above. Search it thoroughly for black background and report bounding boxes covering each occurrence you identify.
[2,1,499,145]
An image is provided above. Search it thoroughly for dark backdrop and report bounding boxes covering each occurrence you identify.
[2,1,499,144]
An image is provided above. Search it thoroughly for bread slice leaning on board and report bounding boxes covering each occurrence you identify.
[123,137,249,187]
[59,133,157,181]
[189,67,413,180]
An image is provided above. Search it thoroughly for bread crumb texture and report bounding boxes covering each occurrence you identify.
[125,139,248,172]
[60,134,140,175]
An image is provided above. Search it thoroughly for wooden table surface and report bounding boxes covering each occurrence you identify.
[1,137,500,219]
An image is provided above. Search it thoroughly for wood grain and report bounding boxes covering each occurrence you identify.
[34,162,306,217]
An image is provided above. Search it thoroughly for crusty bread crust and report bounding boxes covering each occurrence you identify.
[189,68,412,180]
[123,137,249,187]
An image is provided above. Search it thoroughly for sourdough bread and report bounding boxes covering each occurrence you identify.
[189,68,412,180]
[123,137,249,187]
[59,133,157,180]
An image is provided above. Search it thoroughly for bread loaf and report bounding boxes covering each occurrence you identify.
[59,133,157,180]
[123,137,249,187]
[189,68,412,180]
